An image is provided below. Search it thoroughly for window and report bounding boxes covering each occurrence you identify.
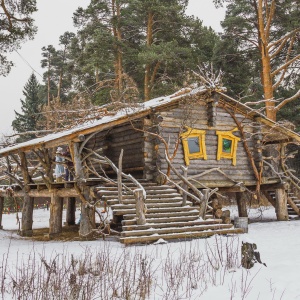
[216,129,240,166]
[181,127,207,165]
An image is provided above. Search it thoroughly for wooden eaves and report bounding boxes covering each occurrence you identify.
[0,87,208,157]
[1,87,300,158]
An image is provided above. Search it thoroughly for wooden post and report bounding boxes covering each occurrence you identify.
[118,149,123,204]
[49,190,63,237]
[275,188,289,221]
[21,195,34,236]
[66,197,76,225]
[19,151,34,237]
[0,197,4,229]
[181,166,188,206]
[80,199,95,237]
[236,192,248,217]
[134,189,146,225]
[73,142,96,237]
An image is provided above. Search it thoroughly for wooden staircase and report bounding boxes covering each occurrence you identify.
[96,181,243,245]
[266,190,300,218]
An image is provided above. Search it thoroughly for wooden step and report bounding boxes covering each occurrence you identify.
[121,223,234,237]
[96,185,175,191]
[110,201,192,210]
[97,188,180,196]
[122,219,223,231]
[106,197,185,206]
[122,215,201,226]
[123,210,200,220]
[103,193,181,200]
[119,228,245,245]
[116,206,199,217]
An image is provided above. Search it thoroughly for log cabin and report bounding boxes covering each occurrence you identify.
[0,86,300,244]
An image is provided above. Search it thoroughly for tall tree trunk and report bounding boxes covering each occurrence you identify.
[112,0,123,100]
[144,11,154,101]
[257,0,276,121]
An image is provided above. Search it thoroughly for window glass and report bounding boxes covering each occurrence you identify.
[187,137,200,154]
[222,138,232,153]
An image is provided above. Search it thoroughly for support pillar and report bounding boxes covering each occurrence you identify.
[236,192,248,218]
[21,195,34,236]
[66,197,76,225]
[0,196,4,229]
[80,199,95,237]
[49,190,64,237]
[275,188,289,221]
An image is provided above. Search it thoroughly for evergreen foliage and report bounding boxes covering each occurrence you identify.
[43,0,219,105]
[12,73,45,142]
[0,0,37,76]
[213,0,300,121]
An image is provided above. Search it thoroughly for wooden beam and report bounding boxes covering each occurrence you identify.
[0,188,78,198]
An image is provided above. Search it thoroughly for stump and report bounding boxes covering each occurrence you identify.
[241,242,266,269]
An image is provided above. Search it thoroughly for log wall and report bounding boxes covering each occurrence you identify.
[155,98,257,187]
[85,121,145,177]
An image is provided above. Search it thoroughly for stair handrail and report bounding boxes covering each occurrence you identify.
[282,162,300,215]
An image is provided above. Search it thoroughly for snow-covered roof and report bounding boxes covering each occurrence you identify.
[0,86,209,156]
[1,85,300,156]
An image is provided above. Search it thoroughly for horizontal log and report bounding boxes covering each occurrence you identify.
[0,188,78,198]
[120,228,245,244]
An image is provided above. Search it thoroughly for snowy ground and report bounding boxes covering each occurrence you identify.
[0,206,300,299]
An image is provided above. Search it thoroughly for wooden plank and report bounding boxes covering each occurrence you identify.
[122,219,222,231]
[121,223,234,237]
[122,215,201,226]
[122,210,200,220]
[120,228,245,244]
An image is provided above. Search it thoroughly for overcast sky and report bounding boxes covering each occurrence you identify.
[0,0,226,136]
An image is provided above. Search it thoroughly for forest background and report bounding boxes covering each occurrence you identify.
[1,0,300,143]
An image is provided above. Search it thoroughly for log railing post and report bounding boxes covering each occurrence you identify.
[0,196,4,229]
[134,189,146,225]
[181,166,188,206]
[118,149,123,204]
[199,189,209,219]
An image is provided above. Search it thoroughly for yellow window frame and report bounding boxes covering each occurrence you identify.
[181,127,207,166]
[216,129,240,166]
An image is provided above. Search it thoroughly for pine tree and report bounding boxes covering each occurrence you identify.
[12,73,44,142]
[214,0,300,121]
[70,0,219,103]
